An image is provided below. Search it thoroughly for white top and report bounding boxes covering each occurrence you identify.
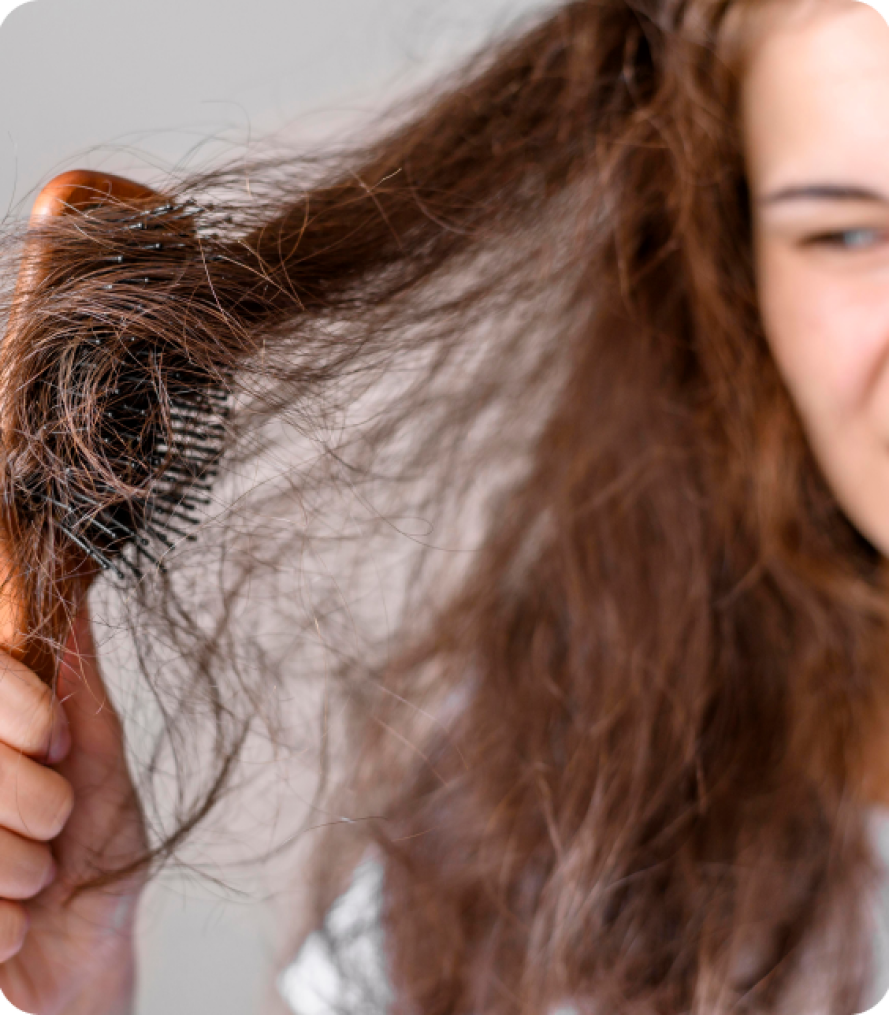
[278,807,889,1015]
[277,858,391,1015]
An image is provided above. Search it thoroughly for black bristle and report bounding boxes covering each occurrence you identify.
[14,195,230,580]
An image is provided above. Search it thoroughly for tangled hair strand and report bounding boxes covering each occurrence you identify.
[0,1,885,1011]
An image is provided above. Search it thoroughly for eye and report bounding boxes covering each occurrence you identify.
[803,227,889,251]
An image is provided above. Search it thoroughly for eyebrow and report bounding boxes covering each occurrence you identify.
[761,184,889,206]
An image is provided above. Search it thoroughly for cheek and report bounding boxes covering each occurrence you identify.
[754,244,889,554]
[757,246,889,427]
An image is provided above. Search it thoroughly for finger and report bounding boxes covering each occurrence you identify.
[56,606,124,765]
[0,900,28,962]
[0,741,74,842]
[0,651,70,765]
[0,827,55,901]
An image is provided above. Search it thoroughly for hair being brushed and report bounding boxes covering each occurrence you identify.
[0,2,884,1012]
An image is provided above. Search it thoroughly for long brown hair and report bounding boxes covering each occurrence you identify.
[0,0,886,1010]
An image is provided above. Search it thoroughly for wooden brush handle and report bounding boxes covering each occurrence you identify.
[0,170,165,681]
[28,169,158,222]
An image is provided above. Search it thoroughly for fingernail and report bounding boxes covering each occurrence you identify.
[42,859,57,890]
[47,713,72,765]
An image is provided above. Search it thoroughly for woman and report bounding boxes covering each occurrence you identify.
[0,0,883,1012]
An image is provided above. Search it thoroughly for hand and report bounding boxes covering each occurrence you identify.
[0,603,148,1015]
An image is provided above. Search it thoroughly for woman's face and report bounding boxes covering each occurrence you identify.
[743,0,889,553]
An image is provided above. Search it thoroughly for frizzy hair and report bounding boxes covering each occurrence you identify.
[0,0,885,1011]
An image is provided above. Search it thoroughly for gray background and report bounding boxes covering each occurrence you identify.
[0,2,552,1014]
[0,0,551,220]
[2,6,888,1015]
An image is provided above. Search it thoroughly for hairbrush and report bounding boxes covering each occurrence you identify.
[0,169,230,683]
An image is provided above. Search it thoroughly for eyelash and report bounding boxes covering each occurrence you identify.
[804,228,888,250]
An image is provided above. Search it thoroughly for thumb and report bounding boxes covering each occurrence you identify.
[55,603,127,769]
[50,602,147,883]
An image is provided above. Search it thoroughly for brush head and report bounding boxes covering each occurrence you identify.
[1,175,231,605]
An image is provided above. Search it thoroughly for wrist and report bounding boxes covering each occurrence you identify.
[58,892,142,1015]
[63,948,137,1015]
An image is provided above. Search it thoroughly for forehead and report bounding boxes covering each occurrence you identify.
[742,0,889,189]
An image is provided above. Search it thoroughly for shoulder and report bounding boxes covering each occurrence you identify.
[277,857,390,1015]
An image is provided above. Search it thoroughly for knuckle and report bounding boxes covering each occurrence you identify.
[36,774,75,839]
[0,656,71,761]
[24,692,58,758]
[1,840,53,899]
[11,687,55,758]
[0,900,28,961]
[0,753,76,841]
[23,851,53,899]
[22,851,52,898]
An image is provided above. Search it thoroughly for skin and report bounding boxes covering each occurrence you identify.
[0,2,886,1012]
[0,610,147,1015]
[743,0,889,804]
[744,0,889,558]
